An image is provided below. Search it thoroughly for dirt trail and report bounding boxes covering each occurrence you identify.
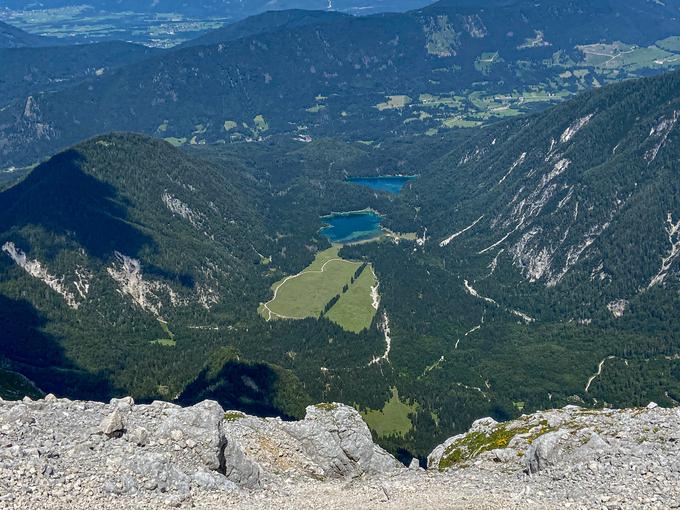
[263,258,356,320]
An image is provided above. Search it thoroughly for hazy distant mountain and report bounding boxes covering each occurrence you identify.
[3,0,680,167]
[0,41,159,105]
[0,20,55,48]
[0,0,434,17]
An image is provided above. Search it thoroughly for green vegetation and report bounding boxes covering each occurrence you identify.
[260,246,378,332]
[314,402,338,411]
[474,52,503,75]
[438,420,556,470]
[0,369,43,400]
[164,137,187,147]
[224,411,246,421]
[325,264,377,333]
[362,388,418,438]
[151,321,176,347]
[4,3,680,465]
[253,115,269,132]
[376,95,411,111]
[305,104,326,113]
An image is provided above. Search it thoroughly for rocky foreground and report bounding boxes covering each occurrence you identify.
[0,396,678,509]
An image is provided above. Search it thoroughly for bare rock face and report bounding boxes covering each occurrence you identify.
[0,397,403,507]
[221,403,403,483]
[428,403,680,479]
[2,397,680,509]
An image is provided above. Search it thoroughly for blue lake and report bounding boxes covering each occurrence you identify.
[347,175,416,194]
[320,210,383,244]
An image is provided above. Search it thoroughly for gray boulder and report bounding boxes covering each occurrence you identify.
[151,400,227,472]
[525,431,569,473]
[99,409,126,438]
[221,403,403,483]
[222,437,265,489]
[286,403,403,477]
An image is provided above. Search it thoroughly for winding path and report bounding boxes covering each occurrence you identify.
[585,356,616,392]
[262,258,357,321]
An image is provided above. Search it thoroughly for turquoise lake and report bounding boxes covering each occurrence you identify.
[320,210,383,244]
[347,175,416,194]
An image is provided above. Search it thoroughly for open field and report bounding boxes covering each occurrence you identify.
[325,264,378,333]
[259,246,378,332]
[376,95,412,111]
[361,387,418,438]
[151,321,176,347]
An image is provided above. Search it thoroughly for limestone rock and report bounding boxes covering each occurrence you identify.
[525,430,569,473]
[153,400,226,471]
[1,397,679,509]
[100,409,126,438]
[222,403,402,483]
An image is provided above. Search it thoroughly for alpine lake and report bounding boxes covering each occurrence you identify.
[320,176,416,244]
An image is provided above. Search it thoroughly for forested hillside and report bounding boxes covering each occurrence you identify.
[2,17,680,463]
[0,42,158,105]
[4,0,680,167]
[0,21,55,48]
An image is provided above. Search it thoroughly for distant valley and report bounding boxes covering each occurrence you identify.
[0,0,433,47]
[1,0,680,464]
[4,1,680,168]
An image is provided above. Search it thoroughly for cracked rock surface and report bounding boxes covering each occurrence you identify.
[1,396,679,509]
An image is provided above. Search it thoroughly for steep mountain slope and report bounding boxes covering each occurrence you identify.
[0,20,54,48]
[0,42,159,106]
[3,60,680,464]
[412,69,680,324]
[0,133,278,401]
[4,0,680,166]
[327,70,680,457]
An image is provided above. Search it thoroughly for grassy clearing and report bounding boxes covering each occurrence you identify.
[325,264,377,333]
[306,104,326,113]
[474,52,503,74]
[376,95,411,111]
[656,36,680,52]
[259,246,378,332]
[362,387,418,438]
[164,137,187,147]
[253,114,269,131]
[151,321,176,347]
[442,117,482,128]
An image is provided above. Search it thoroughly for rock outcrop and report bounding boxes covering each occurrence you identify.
[222,403,402,484]
[1,396,679,509]
[428,403,680,492]
[0,396,402,508]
